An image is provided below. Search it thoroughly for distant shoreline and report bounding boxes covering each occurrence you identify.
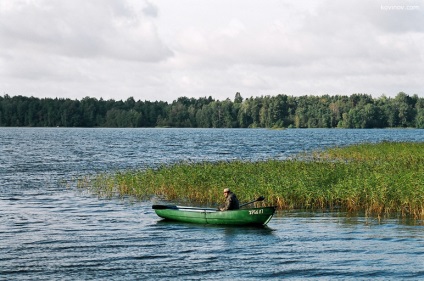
[2,92,423,129]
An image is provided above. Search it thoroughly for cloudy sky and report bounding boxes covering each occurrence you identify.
[1,0,423,102]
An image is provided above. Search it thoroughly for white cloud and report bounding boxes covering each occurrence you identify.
[0,0,422,102]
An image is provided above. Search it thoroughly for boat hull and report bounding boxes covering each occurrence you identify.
[153,205,276,226]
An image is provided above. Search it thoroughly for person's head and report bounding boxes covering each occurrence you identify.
[223,188,230,198]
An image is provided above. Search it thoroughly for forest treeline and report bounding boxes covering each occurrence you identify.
[1,92,423,128]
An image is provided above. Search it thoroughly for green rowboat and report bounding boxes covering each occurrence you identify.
[152,205,276,226]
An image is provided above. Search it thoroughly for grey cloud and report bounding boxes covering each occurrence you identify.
[143,1,159,17]
[306,0,424,34]
[0,0,172,62]
[1,0,421,103]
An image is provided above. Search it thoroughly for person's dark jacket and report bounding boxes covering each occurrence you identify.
[222,192,240,211]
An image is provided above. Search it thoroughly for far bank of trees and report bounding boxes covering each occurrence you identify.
[1,92,423,128]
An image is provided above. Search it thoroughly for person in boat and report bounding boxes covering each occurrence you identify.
[220,188,240,211]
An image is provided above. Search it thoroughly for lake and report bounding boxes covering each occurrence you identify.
[1,128,424,280]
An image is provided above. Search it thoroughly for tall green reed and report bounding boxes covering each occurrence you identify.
[80,141,424,219]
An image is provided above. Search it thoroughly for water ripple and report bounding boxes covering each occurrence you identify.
[1,128,424,280]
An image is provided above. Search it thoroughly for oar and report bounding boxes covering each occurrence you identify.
[152,205,217,211]
[240,196,265,208]
[152,205,178,210]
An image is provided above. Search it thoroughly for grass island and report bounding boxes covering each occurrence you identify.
[80,141,424,220]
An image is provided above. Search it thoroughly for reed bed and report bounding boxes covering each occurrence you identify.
[80,141,424,219]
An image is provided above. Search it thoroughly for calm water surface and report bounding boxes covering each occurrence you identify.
[1,128,424,280]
